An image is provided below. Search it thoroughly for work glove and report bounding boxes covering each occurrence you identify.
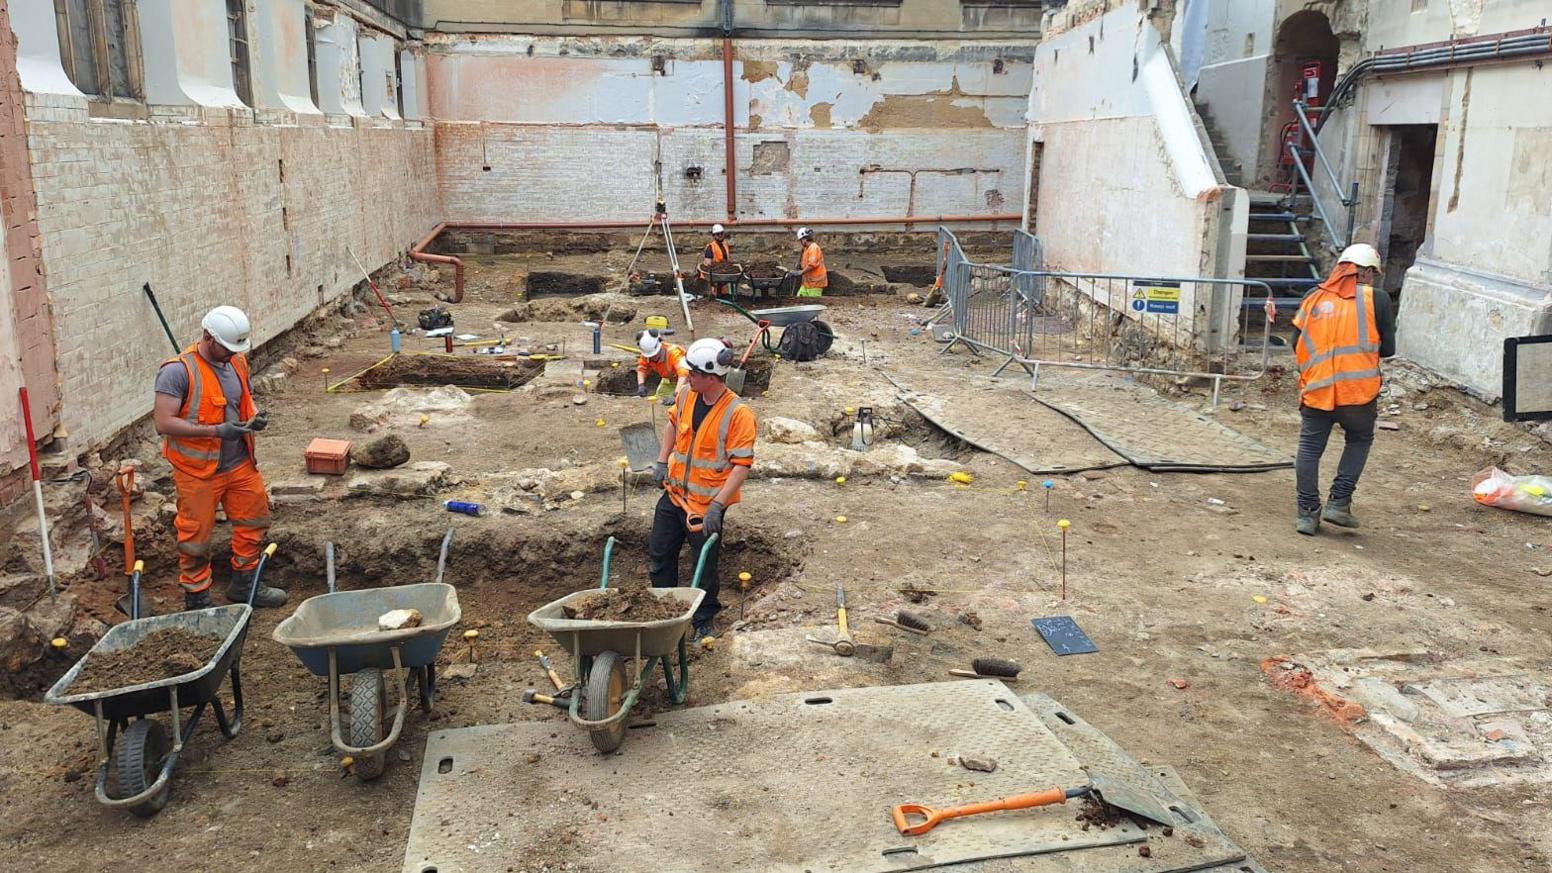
[660,394,675,407]
[636,384,649,398]
[702,501,725,535]
[651,461,669,486]
[785,270,801,281]
[246,411,269,432]
[214,421,252,440]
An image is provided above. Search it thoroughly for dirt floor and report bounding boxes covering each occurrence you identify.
[3,233,1552,872]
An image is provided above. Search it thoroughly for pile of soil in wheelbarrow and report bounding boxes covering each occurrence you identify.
[352,354,544,391]
[69,628,223,694]
[745,264,786,280]
[563,588,687,623]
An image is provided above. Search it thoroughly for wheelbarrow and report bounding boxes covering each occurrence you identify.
[42,547,277,817]
[272,532,461,781]
[524,534,718,754]
[709,297,834,358]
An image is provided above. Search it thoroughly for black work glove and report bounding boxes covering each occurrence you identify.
[660,394,675,407]
[702,501,725,535]
[214,421,252,440]
[246,411,269,432]
[636,384,649,398]
[651,461,668,486]
[785,270,801,281]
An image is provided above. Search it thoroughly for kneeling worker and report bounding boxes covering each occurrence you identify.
[648,338,757,642]
[154,306,287,610]
[635,329,690,404]
[699,223,734,298]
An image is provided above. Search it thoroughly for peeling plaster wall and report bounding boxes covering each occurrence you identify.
[1180,0,1274,181]
[427,36,1035,222]
[1316,0,1552,398]
[1027,1,1246,352]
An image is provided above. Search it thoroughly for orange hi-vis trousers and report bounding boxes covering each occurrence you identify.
[172,460,271,594]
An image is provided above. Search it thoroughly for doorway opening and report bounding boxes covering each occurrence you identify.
[1261,11,1339,187]
[1378,124,1438,297]
[1025,140,1043,231]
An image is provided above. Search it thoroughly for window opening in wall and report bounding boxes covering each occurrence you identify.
[227,0,253,107]
[55,0,143,101]
[395,50,405,117]
[102,0,138,98]
[1378,124,1438,300]
[305,9,320,109]
[55,0,99,97]
[1025,141,1042,231]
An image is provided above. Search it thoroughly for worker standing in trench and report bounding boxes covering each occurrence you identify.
[152,306,287,610]
[1290,243,1396,535]
[699,223,734,298]
[635,329,690,405]
[648,338,757,642]
[790,227,828,298]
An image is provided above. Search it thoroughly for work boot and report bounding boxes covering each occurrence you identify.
[225,570,288,608]
[183,588,213,612]
[1295,506,1321,536]
[691,621,716,644]
[1323,499,1360,529]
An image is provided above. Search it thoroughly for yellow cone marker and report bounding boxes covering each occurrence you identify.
[50,637,67,649]
[1057,519,1070,530]
[611,362,620,368]
[341,756,355,769]
[844,406,855,415]
[1016,480,1028,491]
[738,572,752,584]
[1252,595,1268,604]
[595,418,606,427]
[583,379,591,387]
[835,515,847,523]
[419,414,430,428]
[835,476,846,485]
[949,471,973,484]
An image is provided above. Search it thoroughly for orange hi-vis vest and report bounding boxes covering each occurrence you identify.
[161,345,257,478]
[800,241,827,288]
[1293,275,1382,412]
[665,388,756,516]
[707,239,730,263]
[638,342,690,381]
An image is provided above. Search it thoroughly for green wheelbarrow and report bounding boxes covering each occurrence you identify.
[524,534,718,753]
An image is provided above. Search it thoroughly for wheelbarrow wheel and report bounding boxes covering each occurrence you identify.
[813,320,835,355]
[584,650,628,754]
[349,669,387,781]
[113,719,170,817]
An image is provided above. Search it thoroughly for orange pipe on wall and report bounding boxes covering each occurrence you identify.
[410,214,1021,304]
[722,35,737,220]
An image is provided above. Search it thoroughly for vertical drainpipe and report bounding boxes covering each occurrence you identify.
[721,0,737,220]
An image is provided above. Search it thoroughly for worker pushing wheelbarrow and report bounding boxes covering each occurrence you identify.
[524,535,718,753]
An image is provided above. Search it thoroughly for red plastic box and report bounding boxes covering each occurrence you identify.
[305,438,352,475]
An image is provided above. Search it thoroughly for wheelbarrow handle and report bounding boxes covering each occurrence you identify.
[246,542,278,607]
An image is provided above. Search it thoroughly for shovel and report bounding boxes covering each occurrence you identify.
[726,323,767,394]
[619,421,660,472]
[891,773,1174,836]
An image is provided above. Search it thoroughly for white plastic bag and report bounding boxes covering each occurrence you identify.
[1472,467,1552,517]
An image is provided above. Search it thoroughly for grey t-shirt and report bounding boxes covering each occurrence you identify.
[155,358,251,472]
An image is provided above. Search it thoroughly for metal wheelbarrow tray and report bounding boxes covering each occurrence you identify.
[44,604,252,816]
[750,303,826,326]
[273,582,461,780]
[528,587,705,659]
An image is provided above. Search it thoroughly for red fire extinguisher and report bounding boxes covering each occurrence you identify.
[1301,60,1325,106]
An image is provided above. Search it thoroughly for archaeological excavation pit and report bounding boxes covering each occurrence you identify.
[592,356,775,395]
[348,354,547,391]
[525,271,610,298]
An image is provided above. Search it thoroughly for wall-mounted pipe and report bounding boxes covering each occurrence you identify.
[410,214,1021,305]
[722,36,737,220]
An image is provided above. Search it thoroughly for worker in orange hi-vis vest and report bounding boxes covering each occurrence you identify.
[635,329,690,405]
[786,227,827,298]
[1290,243,1396,536]
[153,306,287,611]
[699,223,735,298]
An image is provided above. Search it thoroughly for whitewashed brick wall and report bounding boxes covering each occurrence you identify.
[24,98,437,453]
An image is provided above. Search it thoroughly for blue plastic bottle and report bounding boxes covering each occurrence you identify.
[390,327,402,353]
[444,500,483,516]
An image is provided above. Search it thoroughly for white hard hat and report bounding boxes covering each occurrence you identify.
[796,226,812,240]
[637,329,663,357]
[202,305,251,353]
[685,337,734,377]
[1338,243,1382,270]
[711,223,725,235]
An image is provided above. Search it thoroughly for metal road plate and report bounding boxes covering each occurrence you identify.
[1030,371,1293,471]
[1032,616,1098,656]
[897,387,1127,475]
[403,681,1160,873]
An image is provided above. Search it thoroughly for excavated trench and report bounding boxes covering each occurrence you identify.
[351,354,547,391]
[593,357,775,395]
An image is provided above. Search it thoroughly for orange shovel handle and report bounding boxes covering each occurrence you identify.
[892,786,1068,836]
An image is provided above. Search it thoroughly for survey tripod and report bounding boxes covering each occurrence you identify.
[625,200,696,338]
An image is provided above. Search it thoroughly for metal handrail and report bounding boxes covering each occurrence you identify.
[1288,101,1360,250]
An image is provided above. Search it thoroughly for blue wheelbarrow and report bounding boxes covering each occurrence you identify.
[272,531,461,781]
[43,546,279,816]
[524,534,717,753]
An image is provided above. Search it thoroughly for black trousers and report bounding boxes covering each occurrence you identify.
[648,492,722,626]
[1295,401,1377,511]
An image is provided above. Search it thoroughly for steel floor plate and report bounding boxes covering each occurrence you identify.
[1030,372,1292,472]
[403,682,1255,873]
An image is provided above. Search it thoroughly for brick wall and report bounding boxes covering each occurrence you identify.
[22,97,437,454]
[0,2,60,472]
[436,124,1025,224]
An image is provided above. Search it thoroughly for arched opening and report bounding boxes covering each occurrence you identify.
[1259,10,1340,187]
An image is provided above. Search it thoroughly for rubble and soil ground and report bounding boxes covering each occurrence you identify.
[2,232,1550,873]
[563,587,688,622]
[67,628,222,694]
